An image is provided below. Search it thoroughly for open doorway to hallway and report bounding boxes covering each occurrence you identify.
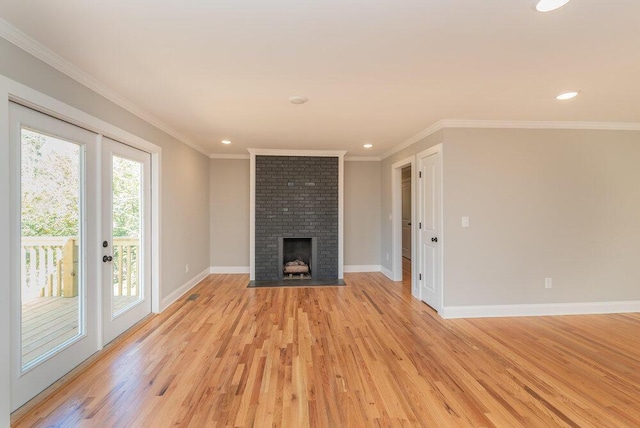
[401,166,412,290]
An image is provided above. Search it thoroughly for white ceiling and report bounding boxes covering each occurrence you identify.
[1,0,639,157]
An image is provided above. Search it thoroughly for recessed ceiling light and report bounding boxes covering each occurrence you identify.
[288,96,308,105]
[535,0,570,12]
[363,144,373,149]
[221,140,232,145]
[556,91,580,100]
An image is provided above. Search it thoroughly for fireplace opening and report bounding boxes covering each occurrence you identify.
[281,238,315,280]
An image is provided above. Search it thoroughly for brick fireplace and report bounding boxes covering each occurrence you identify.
[249,150,345,282]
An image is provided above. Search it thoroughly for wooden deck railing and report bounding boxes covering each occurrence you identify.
[21,236,140,301]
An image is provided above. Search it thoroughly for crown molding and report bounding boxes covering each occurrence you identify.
[210,153,250,160]
[440,119,640,131]
[381,121,445,160]
[382,119,640,160]
[0,17,210,157]
[248,148,347,157]
[344,156,381,162]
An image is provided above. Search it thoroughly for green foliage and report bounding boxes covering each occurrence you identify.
[112,156,141,238]
[21,131,80,237]
[21,130,142,238]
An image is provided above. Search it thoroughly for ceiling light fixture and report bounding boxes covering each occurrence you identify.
[221,140,232,145]
[556,91,580,100]
[363,144,373,148]
[288,96,308,105]
[535,0,570,12]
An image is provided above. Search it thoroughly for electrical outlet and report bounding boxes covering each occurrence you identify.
[186,264,190,274]
[545,277,552,289]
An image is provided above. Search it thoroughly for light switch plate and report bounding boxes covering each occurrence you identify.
[461,216,470,228]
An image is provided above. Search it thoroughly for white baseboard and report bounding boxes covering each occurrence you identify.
[210,266,250,274]
[381,266,394,280]
[160,267,210,311]
[441,300,640,319]
[344,265,381,273]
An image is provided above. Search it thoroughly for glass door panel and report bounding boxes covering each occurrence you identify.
[111,156,143,316]
[20,129,82,370]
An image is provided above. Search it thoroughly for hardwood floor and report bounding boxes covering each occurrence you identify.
[12,271,640,427]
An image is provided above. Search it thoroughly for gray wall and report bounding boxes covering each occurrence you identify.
[210,158,250,267]
[0,37,211,299]
[442,128,640,306]
[344,161,381,266]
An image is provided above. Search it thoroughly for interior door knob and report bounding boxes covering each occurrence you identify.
[431,237,438,242]
[103,255,113,263]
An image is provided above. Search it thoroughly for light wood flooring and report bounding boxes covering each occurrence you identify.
[12,268,640,427]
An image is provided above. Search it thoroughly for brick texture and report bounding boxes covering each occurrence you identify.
[255,156,338,280]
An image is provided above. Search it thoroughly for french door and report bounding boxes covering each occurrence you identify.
[9,103,152,411]
[101,138,151,344]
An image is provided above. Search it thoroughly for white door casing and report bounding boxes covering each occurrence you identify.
[417,145,443,311]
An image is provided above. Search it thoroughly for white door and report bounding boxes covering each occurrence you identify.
[417,145,442,311]
[9,103,100,411]
[102,138,152,345]
[401,171,412,259]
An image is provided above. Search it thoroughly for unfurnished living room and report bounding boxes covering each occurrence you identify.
[1,0,640,426]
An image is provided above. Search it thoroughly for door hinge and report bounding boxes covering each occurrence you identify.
[419,273,422,280]
[419,222,422,229]
[419,171,422,178]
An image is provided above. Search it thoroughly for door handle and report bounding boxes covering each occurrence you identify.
[103,255,113,263]
[408,222,411,226]
[431,237,438,243]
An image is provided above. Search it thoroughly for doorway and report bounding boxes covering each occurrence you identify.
[401,166,412,260]
[391,157,416,295]
[9,103,152,411]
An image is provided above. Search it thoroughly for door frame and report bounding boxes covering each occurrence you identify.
[0,75,162,421]
[416,144,444,312]
[391,156,416,294]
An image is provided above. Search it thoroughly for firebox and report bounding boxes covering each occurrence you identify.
[278,237,317,280]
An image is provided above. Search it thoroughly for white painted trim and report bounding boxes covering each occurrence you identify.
[248,149,345,280]
[440,119,640,132]
[249,153,256,281]
[0,73,11,428]
[210,266,250,274]
[160,268,210,312]
[380,266,394,280]
[210,153,250,160]
[344,265,381,273]
[391,156,415,285]
[441,301,640,319]
[248,148,348,157]
[0,18,209,156]
[344,156,381,162]
[338,155,344,279]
